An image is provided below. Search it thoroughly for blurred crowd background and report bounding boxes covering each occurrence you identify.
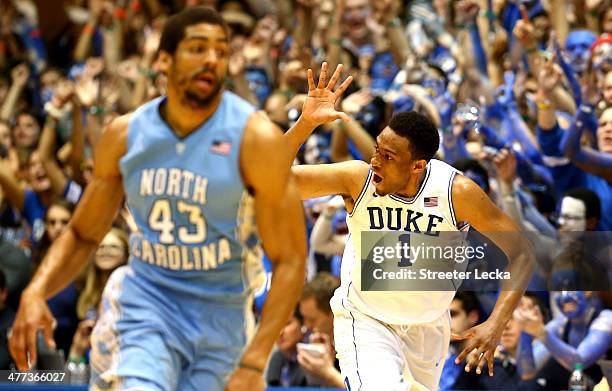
[0,0,611,389]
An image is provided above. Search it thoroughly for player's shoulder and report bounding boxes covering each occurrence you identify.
[242,110,284,150]
[106,113,132,135]
[245,110,280,135]
[95,113,132,162]
[335,160,370,200]
[450,173,476,195]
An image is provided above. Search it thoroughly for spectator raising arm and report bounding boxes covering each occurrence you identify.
[69,93,86,187]
[560,75,612,182]
[0,64,29,122]
[74,0,103,63]
[38,81,74,197]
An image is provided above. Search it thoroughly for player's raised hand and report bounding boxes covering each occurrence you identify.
[452,317,504,376]
[8,289,57,370]
[301,62,353,128]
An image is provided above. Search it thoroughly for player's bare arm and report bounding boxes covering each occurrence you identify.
[292,160,369,211]
[451,174,535,376]
[226,112,308,390]
[8,115,129,371]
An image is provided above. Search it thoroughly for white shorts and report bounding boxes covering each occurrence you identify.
[331,296,451,391]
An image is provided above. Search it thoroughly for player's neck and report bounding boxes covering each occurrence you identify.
[163,91,223,137]
[395,169,426,198]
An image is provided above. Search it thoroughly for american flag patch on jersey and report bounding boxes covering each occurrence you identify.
[424,197,438,207]
[210,140,232,155]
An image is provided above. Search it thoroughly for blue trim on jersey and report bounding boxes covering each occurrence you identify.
[349,171,374,217]
[350,309,363,391]
[448,171,457,228]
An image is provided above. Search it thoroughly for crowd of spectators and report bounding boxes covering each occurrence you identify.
[0,0,611,389]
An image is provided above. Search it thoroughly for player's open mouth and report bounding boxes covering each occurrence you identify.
[194,74,215,89]
[372,173,383,184]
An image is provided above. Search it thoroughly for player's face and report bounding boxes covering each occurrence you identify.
[299,297,333,337]
[597,107,612,154]
[278,316,303,355]
[166,23,229,108]
[370,127,426,196]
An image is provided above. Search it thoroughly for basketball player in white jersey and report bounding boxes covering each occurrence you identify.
[287,63,535,390]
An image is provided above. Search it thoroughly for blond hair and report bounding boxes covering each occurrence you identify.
[76,228,129,319]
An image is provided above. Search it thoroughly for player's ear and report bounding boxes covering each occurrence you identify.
[156,51,173,74]
[412,159,427,172]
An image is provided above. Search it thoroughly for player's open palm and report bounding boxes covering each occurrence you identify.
[225,368,265,391]
[452,318,504,376]
[8,290,56,370]
[301,62,353,128]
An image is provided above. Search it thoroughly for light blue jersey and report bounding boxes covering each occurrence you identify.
[90,92,263,391]
[120,92,259,302]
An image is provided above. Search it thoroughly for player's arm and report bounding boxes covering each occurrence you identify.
[230,113,308,384]
[451,174,535,376]
[292,160,369,202]
[8,115,128,370]
[27,116,128,298]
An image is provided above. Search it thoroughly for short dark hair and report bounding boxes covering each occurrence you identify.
[46,199,76,220]
[523,292,550,322]
[159,7,229,56]
[453,291,481,318]
[388,111,440,161]
[564,187,601,221]
[301,272,340,314]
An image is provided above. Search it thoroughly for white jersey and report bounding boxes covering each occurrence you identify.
[334,159,466,325]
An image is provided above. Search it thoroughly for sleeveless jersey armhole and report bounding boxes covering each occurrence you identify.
[348,170,373,217]
[448,171,458,228]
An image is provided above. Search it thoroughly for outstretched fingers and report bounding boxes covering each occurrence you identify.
[326,64,344,91]
[317,62,328,89]
[334,75,354,99]
[307,68,315,91]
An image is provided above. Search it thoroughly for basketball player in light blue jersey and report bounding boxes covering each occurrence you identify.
[8,7,352,391]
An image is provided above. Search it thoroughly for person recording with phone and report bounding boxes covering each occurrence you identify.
[296,272,344,388]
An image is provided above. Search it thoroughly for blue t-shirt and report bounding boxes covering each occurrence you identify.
[21,181,82,244]
[537,124,612,231]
